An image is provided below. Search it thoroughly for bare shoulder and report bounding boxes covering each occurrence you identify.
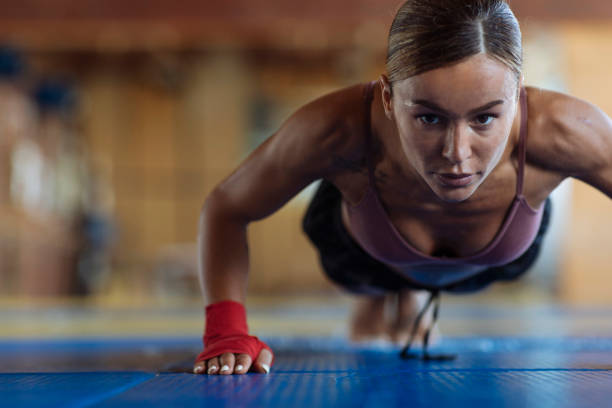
[269,82,370,177]
[209,82,372,222]
[525,86,612,178]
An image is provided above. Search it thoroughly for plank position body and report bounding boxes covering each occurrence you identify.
[193,0,612,375]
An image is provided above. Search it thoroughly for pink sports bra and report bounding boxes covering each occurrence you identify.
[342,81,545,287]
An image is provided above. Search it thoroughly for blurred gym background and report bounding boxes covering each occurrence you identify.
[0,0,611,335]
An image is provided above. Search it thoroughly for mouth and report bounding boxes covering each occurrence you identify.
[434,173,476,188]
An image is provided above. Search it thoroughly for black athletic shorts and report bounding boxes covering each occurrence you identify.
[302,179,552,294]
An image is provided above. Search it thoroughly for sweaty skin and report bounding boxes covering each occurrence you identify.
[194,53,612,375]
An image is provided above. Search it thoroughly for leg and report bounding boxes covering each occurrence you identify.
[349,289,440,345]
[349,294,388,341]
[390,288,440,346]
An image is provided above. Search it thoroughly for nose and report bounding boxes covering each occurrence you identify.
[442,123,472,164]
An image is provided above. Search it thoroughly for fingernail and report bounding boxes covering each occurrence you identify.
[236,364,244,372]
[221,365,230,372]
[261,364,270,374]
[194,366,204,374]
[207,365,217,374]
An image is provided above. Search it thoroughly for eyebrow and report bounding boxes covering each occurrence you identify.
[409,99,505,117]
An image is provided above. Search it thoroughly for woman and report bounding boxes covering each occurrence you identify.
[193,0,612,375]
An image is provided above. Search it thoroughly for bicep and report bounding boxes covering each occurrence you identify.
[208,97,354,222]
[543,94,612,198]
[571,105,612,198]
[210,137,322,222]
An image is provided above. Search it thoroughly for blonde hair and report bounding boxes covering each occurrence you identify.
[387,0,522,84]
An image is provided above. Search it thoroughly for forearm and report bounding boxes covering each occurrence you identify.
[198,198,250,305]
[195,204,274,372]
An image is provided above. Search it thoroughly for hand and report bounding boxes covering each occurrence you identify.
[193,348,274,375]
[194,300,273,375]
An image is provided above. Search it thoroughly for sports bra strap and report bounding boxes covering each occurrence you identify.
[363,81,377,187]
[516,87,528,196]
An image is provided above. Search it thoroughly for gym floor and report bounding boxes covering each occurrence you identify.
[1,291,612,407]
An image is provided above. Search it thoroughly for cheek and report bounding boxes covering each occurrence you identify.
[477,114,514,150]
[399,136,441,174]
[397,117,440,153]
[399,129,438,155]
[478,129,511,165]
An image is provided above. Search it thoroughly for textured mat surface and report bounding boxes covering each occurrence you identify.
[0,372,153,408]
[91,369,612,408]
[1,337,612,407]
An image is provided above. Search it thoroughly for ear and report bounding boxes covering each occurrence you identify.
[379,74,394,120]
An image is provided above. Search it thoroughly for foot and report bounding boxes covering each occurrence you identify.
[349,295,389,342]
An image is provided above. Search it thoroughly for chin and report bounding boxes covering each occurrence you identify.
[430,184,479,204]
[436,192,472,203]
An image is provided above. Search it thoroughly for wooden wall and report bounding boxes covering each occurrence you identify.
[558,23,612,305]
[73,50,382,296]
[81,54,247,295]
[1,14,611,301]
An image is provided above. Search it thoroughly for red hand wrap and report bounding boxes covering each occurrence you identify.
[195,300,273,366]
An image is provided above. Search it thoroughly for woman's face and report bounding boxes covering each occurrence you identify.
[381,54,520,203]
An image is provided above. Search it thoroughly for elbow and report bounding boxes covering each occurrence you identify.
[200,189,225,224]
[199,188,250,226]
[200,190,219,218]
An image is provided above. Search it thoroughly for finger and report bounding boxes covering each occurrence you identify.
[233,354,252,375]
[219,353,235,375]
[193,359,208,375]
[193,360,206,375]
[206,357,220,375]
[251,348,273,374]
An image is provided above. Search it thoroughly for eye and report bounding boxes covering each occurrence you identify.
[418,114,442,125]
[474,114,496,126]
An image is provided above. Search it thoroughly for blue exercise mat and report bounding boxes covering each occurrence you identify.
[0,372,153,408]
[1,337,611,407]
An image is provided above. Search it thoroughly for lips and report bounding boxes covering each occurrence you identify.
[435,173,475,187]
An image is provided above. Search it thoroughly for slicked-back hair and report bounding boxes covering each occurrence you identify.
[387,0,522,85]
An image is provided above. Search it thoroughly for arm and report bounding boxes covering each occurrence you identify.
[200,86,363,304]
[568,103,612,198]
[533,91,612,198]
[194,84,366,375]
